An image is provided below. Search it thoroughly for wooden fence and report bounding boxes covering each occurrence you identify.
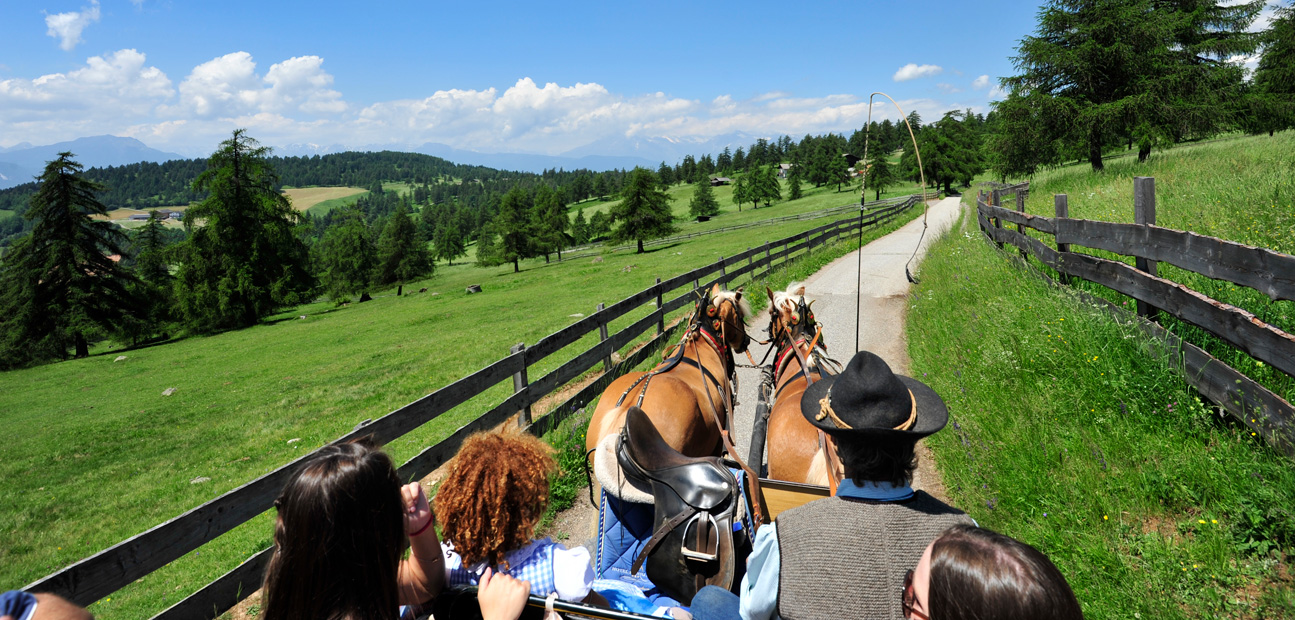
[976,179,1295,457]
[22,195,924,619]
[558,194,919,261]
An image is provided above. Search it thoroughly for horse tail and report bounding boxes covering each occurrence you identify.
[805,449,832,487]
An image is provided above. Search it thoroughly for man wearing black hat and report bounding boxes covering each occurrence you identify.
[692,351,973,620]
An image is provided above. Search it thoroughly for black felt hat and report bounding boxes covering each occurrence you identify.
[800,351,948,438]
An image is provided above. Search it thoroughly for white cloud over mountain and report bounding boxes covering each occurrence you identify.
[3,49,990,158]
[45,0,100,51]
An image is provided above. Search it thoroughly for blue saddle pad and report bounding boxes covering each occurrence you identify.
[593,466,754,610]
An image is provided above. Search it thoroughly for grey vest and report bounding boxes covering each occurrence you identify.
[776,492,972,620]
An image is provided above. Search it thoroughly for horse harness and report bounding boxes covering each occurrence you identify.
[769,302,845,494]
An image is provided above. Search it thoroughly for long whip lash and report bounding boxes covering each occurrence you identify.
[855,92,928,353]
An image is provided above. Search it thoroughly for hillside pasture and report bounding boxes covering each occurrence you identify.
[1008,132,1295,405]
[281,186,367,215]
[908,132,1295,618]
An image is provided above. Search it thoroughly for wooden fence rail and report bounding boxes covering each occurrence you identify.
[975,178,1295,458]
[23,195,923,619]
[558,195,917,261]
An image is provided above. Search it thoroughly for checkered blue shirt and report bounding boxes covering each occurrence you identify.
[444,538,558,598]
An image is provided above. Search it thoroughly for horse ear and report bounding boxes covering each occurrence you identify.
[792,284,806,297]
[710,283,721,297]
[734,287,743,301]
[766,286,775,302]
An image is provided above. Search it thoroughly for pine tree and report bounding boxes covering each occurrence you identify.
[863,148,894,202]
[611,167,677,254]
[830,155,853,192]
[492,186,534,272]
[689,179,721,218]
[174,130,314,331]
[731,172,749,212]
[0,153,139,365]
[533,184,570,262]
[315,207,376,301]
[754,165,782,207]
[432,220,466,266]
[787,164,804,201]
[1248,2,1295,135]
[924,111,987,194]
[570,207,591,245]
[375,202,432,287]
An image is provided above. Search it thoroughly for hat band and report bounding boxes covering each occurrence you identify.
[817,387,918,431]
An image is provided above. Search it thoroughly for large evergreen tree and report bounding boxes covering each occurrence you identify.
[1248,2,1295,135]
[375,202,432,287]
[924,111,987,194]
[315,207,376,301]
[432,219,467,266]
[490,186,534,272]
[786,163,804,201]
[611,167,677,254]
[173,130,314,331]
[0,153,139,365]
[570,207,591,245]
[754,165,782,207]
[689,178,721,218]
[533,184,570,262]
[863,148,895,202]
[1005,0,1260,171]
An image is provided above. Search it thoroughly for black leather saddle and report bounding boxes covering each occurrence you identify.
[616,407,741,604]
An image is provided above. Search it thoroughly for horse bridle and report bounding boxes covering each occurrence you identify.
[768,298,845,494]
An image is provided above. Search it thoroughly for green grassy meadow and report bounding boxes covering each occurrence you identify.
[0,178,924,618]
[908,133,1295,618]
[1008,132,1295,405]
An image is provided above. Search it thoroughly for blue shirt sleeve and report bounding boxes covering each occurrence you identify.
[738,522,781,620]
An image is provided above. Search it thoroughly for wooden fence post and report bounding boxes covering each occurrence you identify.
[991,189,1004,249]
[764,242,771,278]
[510,342,530,425]
[1134,177,1160,321]
[1016,190,1027,259]
[655,277,663,336]
[719,256,726,285]
[596,303,613,372]
[1054,194,1071,285]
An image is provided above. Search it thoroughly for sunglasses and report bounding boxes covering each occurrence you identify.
[903,569,929,620]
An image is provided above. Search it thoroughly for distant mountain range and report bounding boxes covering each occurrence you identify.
[0,136,185,189]
[0,131,780,190]
[274,131,767,174]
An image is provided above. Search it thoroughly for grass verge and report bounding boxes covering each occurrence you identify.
[908,206,1295,618]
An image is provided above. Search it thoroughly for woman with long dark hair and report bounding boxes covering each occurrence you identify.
[903,524,1084,620]
[261,438,529,620]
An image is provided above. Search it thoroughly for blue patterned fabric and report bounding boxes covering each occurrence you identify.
[594,465,754,610]
[444,538,558,598]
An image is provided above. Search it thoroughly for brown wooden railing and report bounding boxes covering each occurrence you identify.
[22,195,924,619]
[976,179,1295,457]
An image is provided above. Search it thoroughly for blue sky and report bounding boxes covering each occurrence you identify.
[0,0,1259,159]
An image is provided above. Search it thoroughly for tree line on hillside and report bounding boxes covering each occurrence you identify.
[989,0,1295,177]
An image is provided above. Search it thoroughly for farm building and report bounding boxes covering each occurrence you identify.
[710,176,732,186]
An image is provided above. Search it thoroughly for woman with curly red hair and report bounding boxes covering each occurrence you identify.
[435,425,599,605]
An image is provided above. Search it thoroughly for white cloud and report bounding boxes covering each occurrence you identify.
[45,0,101,51]
[893,63,943,82]
[972,75,991,90]
[168,52,346,118]
[0,49,172,118]
[988,85,1008,100]
[936,83,962,94]
[0,51,989,158]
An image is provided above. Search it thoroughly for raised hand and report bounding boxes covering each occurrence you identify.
[400,482,433,536]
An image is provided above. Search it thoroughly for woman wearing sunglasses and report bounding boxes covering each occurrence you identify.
[903,525,1083,620]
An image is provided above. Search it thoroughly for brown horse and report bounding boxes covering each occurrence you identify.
[763,283,844,488]
[586,284,752,463]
